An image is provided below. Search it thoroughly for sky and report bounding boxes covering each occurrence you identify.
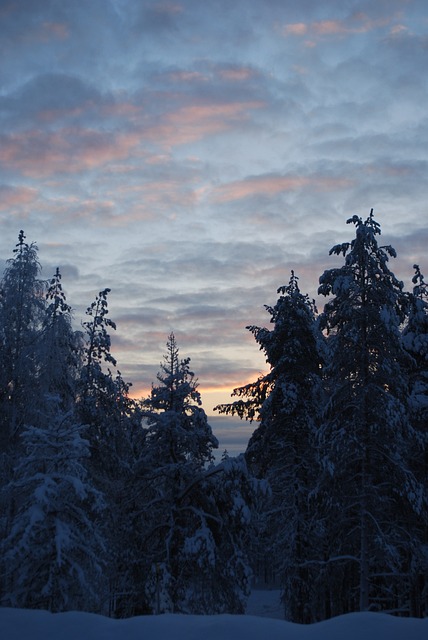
[0,0,427,452]
[1,606,428,640]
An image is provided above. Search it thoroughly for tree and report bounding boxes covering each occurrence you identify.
[143,333,218,467]
[137,333,223,613]
[317,210,426,615]
[0,231,46,451]
[216,271,325,622]
[401,264,428,616]
[0,232,47,604]
[1,398,105,612]
[77,287,143,615]
[39,268,83,411]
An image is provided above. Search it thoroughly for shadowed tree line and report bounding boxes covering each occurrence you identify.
[0,212,427,621]
[0,231,256,616]
[216,211,428,621]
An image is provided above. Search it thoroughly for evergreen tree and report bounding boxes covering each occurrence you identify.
[77,288,143,615]
[317,210,426,615]
[78,288,117,433]
[216,272,325,622]
[39,268,83,411]
[138,333,222,613]
[401,265,428,615]
[1,398,105,612]
[0,232,47,603]
[0,231,46,450]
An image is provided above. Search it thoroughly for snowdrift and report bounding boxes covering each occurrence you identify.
[1,607,427,640]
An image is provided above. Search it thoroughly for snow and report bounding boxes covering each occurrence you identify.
[1,605,427,640]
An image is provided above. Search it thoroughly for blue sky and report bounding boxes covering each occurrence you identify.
[1,0,427,452]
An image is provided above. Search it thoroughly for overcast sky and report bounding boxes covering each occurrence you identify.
[1,0,427,452]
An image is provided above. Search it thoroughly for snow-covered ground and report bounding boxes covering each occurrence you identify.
[1,602,427,640]
[245,588,284,619]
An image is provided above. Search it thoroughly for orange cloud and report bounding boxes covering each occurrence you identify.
[212,174,354,203]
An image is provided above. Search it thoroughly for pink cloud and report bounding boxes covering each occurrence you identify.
[312,20,347,35]
[217,67,256,82]
[0,128,141,178]
[147,101,264,148]
[281,23,308,36]
[212,174,354,203]
[280,13,394,40]
[0,185,39,210]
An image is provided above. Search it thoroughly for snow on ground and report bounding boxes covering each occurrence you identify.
[245,589,284,619]
[1,606,427,640]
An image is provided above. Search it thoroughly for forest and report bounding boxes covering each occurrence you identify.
[0,210,427,622]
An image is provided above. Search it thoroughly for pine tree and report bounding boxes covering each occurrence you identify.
[216,272,325,622]
[317,210,426,615]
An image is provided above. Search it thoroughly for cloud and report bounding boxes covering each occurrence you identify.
[0,127,140,177]
[0,185,39,209]
[279,12,395,40]
[146,100,265,148]
[211,173,354,203]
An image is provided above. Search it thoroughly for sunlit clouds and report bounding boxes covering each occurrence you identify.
[0,0,427,451]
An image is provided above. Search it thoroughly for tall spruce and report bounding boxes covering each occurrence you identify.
[216,272,325,622]
[138,333,222,613]
[0,231,46,450]
[77,288,142,615]
[401,265,428,615]
[317,211,426,615]
[39,268,83,411]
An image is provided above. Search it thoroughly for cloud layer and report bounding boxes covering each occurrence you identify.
[1,0,427,451]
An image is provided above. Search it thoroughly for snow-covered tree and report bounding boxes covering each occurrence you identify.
[39,268,83,411]
[1,398,105,612]
[136,333,232,613]
[76,288,143,615]
[317,211,426,615]
[143,333,218,466]
[0,232,47,604]
[216,271,325,622]
[0,231,46,450]
[78,288,117,432]
[401,264,428,616]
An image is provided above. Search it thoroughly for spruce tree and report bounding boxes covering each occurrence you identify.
[0,231,46,450]
[401,265,428,616]
[138,333,220,613]
[1,398,105,612]
[317,210,426,615]
[77,288,142,615]
[39,268,83,411]
[216,272,325,622]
